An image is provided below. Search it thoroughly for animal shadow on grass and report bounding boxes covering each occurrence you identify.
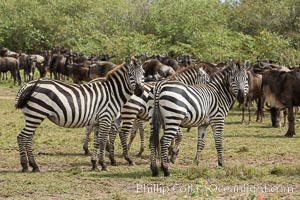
[37,152,84,157]
[226,121,247,125]
[0,170,20,174]
[226,134,290,139]
[89,169,151,179]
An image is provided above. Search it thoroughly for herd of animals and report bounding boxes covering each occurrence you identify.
[1,46,300,176]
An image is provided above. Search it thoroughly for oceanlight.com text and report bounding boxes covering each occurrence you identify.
[136,183,295,195]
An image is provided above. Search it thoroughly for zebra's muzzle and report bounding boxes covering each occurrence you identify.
[237,90,245,103]
[134,84,144,97]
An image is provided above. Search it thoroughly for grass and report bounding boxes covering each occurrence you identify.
[0,83,300,199]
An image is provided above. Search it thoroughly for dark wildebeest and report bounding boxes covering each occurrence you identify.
[155,54,181,72]
[49,53,73,80]
[70,64,90,84]
[68,60,116,84]
[0,57,21,85]
[31,54,48,78]
[88,61,116,79]
[258,64,290,127]
[18,54,35,82]
[99,54,116,61]
[195,61,227,75]
[262,70,300,137]
[66,53,90,83]
[142,59,175,81]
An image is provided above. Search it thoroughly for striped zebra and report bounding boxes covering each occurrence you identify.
[101,64,211,166]
[14,57,144,172]
[148,60,250,176]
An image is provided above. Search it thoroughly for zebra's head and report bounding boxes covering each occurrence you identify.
[126,56,145,97]
[229,60,250,103]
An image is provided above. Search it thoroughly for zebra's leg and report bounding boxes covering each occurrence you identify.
[17,133,29,172]
[120,122,136,166]
[83,125,94,155]
[91,127,100,171]
[97,119,114,171]
[127,119,139,152]
[137,119,145,157]
[211,120,224,167]
[108,118,121,166]
[194,125,208,165]
[170,128,182,164]
[17,119,43,172]
[160,131,177,177]
[241,103,245,124]
[25,134,40,172]
[149,121,159,176]
[248,101,252,125]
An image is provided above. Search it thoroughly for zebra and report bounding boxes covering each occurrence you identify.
[82,64,211,166]
[14,57,144,172]
[148,60,250,176]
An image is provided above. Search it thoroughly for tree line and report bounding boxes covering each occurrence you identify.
[0,0,299,65]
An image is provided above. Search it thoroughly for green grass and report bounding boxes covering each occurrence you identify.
[0,84,300,199]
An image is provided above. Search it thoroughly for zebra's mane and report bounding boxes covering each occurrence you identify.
[105,62,127,78]
[209,64,233,83]
[167,64,201,80]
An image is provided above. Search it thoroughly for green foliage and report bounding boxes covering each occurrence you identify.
[0,0,299,64]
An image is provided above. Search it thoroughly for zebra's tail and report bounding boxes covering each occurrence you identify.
[15,79,40,109]
[151,81,165,154]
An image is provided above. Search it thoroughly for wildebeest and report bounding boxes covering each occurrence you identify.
[31,54,47,78]
[262,70,300,137]
[142,59,175,81]
[66,60,116,84]
[0,56,21,85]
[196,61,227,75]
[70,64,90,84]
[155,54,181,72]
[89,61,116,80]
[18,54,37,82]
[49,53,73,80]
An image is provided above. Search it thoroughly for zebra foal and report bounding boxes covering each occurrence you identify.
[148,60,250,176]
[14,57,144,172]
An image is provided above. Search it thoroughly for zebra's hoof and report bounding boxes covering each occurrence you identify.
[91,167,100,172]
[32,168,40,172]
[151,164,159,177]
[152,170,159,177]
[21,169,29,173]
[164,171,171,177]
[84,151,91,156]
[111,162,118,166]
[101,167,109,171]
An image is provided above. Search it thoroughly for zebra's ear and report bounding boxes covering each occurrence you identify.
[125,56,131,65]
[244,60,251,70]
[228,59,237,69]
[228,59,235,68]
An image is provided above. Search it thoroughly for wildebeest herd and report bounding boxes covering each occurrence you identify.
[1,46,299,176]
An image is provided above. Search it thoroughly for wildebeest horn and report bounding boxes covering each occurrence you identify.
[259,62,265,68]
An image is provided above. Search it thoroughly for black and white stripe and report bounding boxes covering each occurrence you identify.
[108,65,210,165]
[15,58,144,172]
[148,60,250,176]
